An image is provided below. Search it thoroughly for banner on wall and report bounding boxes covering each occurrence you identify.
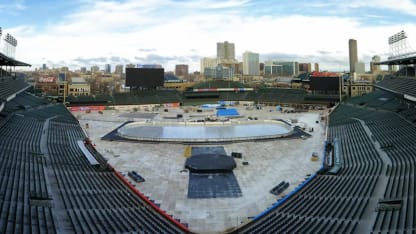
[163,103,180,108]
[69,106,105,111]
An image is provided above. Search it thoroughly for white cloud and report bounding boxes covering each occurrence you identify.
[347,0,416,15]
[205,0,251,9]
[0,0,26,12]
[307,0,416,16]
[7,0,416,72]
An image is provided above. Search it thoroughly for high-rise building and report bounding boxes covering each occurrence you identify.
[217,41,235,63]
[200,57,218,74]
[242,51,260,76]
[349,39,358,73]
[355,61,365,74]
[299,63,312,73]
[80,67,87,73]
[264,61,299,77]
[91,66,100,73]
[125,64,136,69]
[370,55,381,74]
[204,65,234,79]
[137,64,162,68]
[105,64,111,73]
[314,63,319,72]
[175,64,189,77]
[115,64,124,74]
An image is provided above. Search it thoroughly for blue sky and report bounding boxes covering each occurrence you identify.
[2,0,416,71]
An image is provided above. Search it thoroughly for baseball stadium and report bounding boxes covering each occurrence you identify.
[1,31,416,234]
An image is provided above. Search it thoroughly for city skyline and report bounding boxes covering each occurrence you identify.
[2,0,416,72]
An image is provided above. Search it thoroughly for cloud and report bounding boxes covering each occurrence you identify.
[259,52,350,71]
[73,57,106,63]
[58,56,133,68]
[317,51,332,55]
[132,53,201,70]
[8,0,416,72]
[304,0,416,16]
[205,0,251,9]
[138,48,157,52]
[0,0,26,12]
[347,0,416,15]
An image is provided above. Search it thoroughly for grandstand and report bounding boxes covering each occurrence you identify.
[376,76,416,99]
[0,54,188,233]
[232,61,416,233]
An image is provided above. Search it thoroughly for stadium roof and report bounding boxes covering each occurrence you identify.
[0,52,31,67]
[377,55,416,65]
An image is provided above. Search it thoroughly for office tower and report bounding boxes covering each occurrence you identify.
[105,64,111,73]
[370,55,381,73]
[91,66,100,73]
[125,64,135,69]
[204,65,234,79]
[243,51,260,76]
[349,39,358,73]
[200,57,218,74]
[137,64,162,68]
[115,64,124,74]
[217,41,235,63]
[175,64,189,77]
[314,63,319,72]
[299,63,312,73]
[80,67,87,73]
[355,61,365,74]
[264,61,299,76]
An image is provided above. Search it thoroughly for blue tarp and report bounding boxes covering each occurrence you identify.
[216,108,240,117]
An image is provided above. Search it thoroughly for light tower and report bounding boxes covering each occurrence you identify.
[3,32,17,58]
[388,30,412,59]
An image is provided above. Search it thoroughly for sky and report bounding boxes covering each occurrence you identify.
[2,0,416,72]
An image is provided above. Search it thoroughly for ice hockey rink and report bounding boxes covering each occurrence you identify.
[116,120,293,142]
[75,105,327,233]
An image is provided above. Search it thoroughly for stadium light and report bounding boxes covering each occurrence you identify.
[4,33,17,47]
[388,30,407,45]
[2,32,17,58]
[387,30,415,60]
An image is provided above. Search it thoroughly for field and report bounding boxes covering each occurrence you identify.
[75,105,327,233]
